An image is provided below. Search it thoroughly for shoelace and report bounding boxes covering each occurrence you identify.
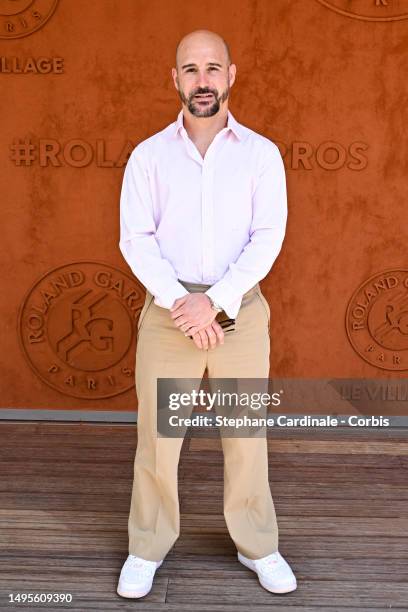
[126,555,156,577]
[257,552,280,569]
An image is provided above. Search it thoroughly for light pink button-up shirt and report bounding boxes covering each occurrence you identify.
[119,109,287,319]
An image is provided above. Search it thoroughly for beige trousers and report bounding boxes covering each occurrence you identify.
[128,280,279,561]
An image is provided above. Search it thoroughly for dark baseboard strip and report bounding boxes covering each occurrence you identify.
[0,409,408,428]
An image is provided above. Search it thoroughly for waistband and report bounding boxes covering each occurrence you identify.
[178,279,260,298]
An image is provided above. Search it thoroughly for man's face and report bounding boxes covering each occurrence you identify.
[172,39,235,118]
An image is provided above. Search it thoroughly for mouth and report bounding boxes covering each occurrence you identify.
[194,93,214,101]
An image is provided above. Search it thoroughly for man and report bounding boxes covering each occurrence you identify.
[117,29,297,599]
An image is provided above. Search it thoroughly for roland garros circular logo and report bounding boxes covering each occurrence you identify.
[316,0,408,22]
[17,261,146,399]
[0,0,59,39]
[346,269,408,371]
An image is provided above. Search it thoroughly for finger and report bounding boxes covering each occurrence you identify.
[211,321,225,344]
[205,326,217,348]
[170,309,187,320]
[182,326,196,338]
[183,325,197,336]
[184,315,215,335]
[182,318,200,331]
[199,329,208,350]
[172,316,192,329]
[192,332,203,349]
[170,309,197,328]
[170,296,188,312]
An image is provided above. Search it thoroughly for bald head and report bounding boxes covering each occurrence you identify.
[175,29,231,70]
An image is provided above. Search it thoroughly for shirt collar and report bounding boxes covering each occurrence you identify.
[173,108,244,141]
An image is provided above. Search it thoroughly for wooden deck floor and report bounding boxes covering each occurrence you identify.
[1,421,408,611]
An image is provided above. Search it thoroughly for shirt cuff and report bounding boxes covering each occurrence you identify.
[153,281,190,309]
[204,284,243,319]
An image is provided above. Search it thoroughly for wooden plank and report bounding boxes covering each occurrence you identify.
[0,422,134,436]
[179,485,408,517]
[0,447,139,461]
[176,514,407,537]
[186,427,408,441]
[2,421,408,440]
[174,514,408,537]
[2,449,407,469]
[2,532,408,558]
[1,454,405,478]
[0,511,407,537]
[0,493,136,512]
[0,554,407,582]
[1,466,407,493]
[1,478,407,500]
[2,491,408,519]
[174,535,408,558]
[165,576,408,608]
[239,482,408,500]
[189,438,408,455]
[0,593,393,612]
[179,461,408,485]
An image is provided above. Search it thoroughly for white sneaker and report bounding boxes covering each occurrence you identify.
[117,554,163,598]
[238,550,297,594]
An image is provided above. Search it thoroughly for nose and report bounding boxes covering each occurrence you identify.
[195,70,211,89]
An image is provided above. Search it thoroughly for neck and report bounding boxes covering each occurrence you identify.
[182,106,229,142]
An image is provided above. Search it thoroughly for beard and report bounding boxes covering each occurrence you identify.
[177,82,230,117]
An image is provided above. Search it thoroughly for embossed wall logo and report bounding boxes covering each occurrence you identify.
[0,0,59,39]
[18,262,146,399]
[346,270,408,371]
[316,0,408,21]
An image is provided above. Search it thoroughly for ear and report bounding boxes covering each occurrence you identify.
[228,63,237,88]
[171,67,179,91]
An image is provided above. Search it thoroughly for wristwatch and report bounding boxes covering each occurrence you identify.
[207,296,223,313]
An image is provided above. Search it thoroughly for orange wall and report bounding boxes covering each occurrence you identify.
[1,0,407,411]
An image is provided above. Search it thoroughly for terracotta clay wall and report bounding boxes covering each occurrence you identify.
[1,0,407,412]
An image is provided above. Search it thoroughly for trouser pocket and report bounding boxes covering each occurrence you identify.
[137,292,155,336]
[256,288,271,329]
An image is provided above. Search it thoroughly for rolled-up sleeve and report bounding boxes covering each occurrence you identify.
[205,143,288,319]
[119,148,189,309]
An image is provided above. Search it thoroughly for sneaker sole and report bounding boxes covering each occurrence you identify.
[117,583,152,599]
[238,556,297,594]
[116,560,163,599]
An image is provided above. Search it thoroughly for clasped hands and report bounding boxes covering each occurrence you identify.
[170,293,225,350]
